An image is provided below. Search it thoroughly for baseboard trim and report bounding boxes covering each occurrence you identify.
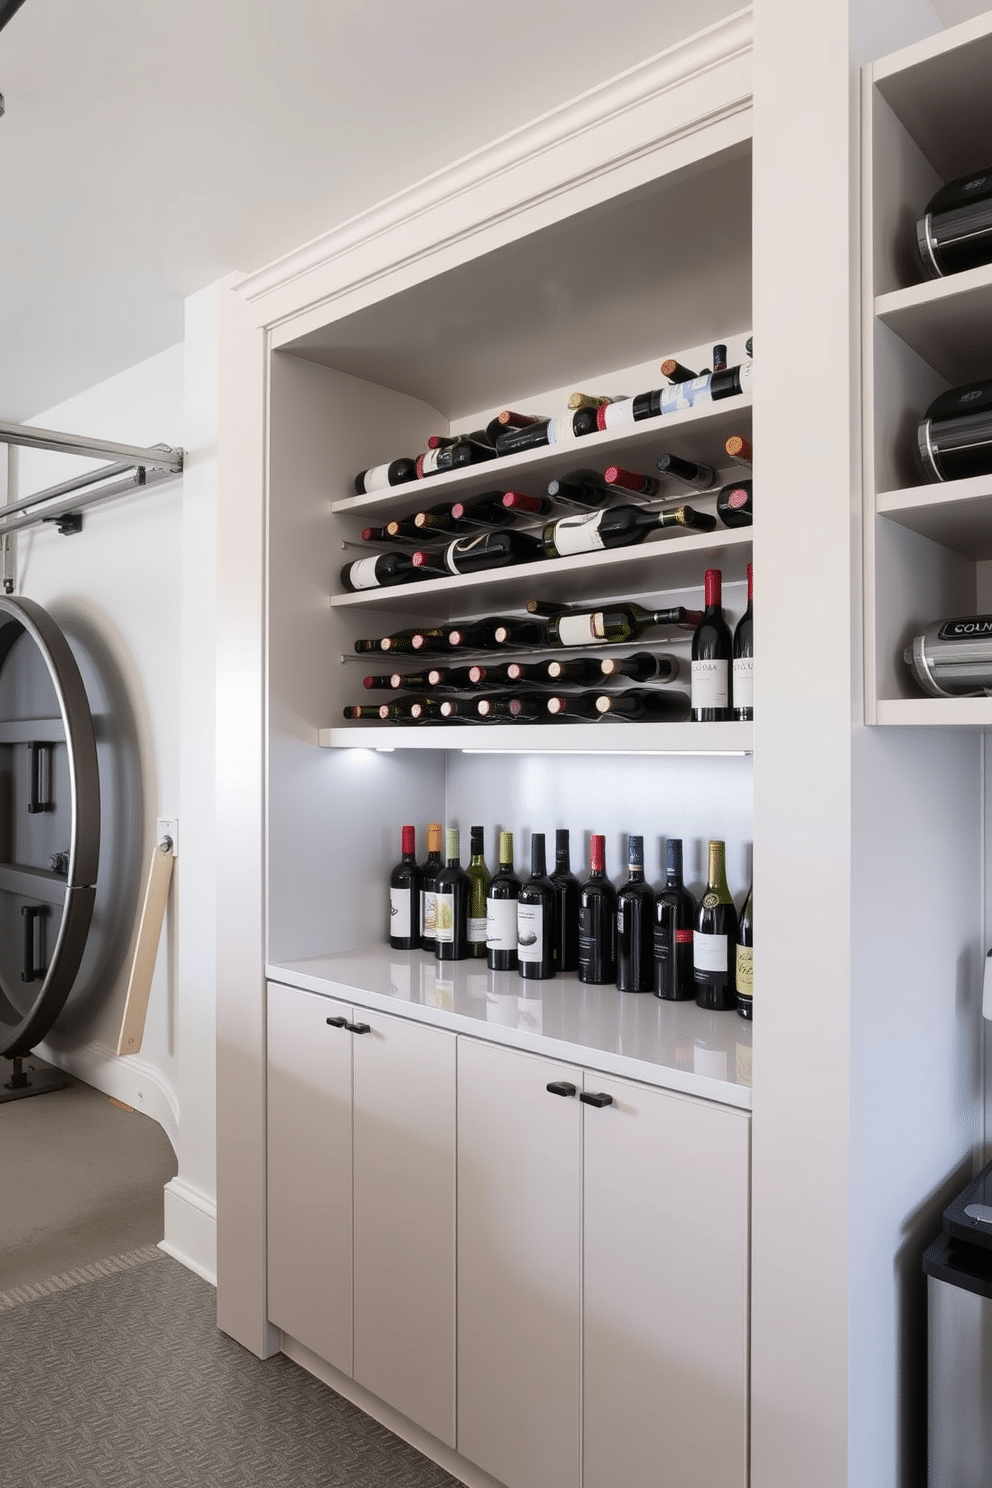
[281,1335,505,1488]
[34,1036,179,1154]
[162,1177,217,1286]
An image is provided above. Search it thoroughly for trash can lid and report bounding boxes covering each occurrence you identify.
[942,1156,992,1253]
[924,1230,992,1300]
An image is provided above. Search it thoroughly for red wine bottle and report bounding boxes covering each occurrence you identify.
[361,523,416,545]
[545,692,602,720]
[467,825,491,959]
[725,434,752,468]
[439,698,485,721]
[340,551,420,592]
[733,562,754,722]
[653,837,696,1000]
[447,616,548,650]
[426,429,492,450]
[420,664,486,693]
[551,828,580,972]
[655,452,718,491]
[616,834,655,993]
[736,881,753,1020]
[547,602,702,648]
[378,696,441,722]
[594,688,691,721]
[434,828,471,961]
[420,823,444,951]
[417,438,496,477]
[656,363,752,416]
[691,569,732,721]
[389,825,423,950]
[373,627,449,656]
[354,458,417,495]
[485,410,546,446]
[502,491,553,518]
[716,479,753,528]
[448,491,518,528]
[517,833,556,979]
[342,703,385,720]
[595,391,668,431]
[494,409,597,457]
[603,465,662,498]
[362,672,398,690]
[487,830,521,971]
[598,652,678,683]
[578,834,617,985]
[472,659,546,687]
[542,503,715,558]
[411,529,544,577]
[476,694,544,721]
[693,839,738,1010]
[544,656,604,685]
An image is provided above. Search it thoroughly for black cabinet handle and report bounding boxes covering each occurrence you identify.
[325,1016,348,1028]
[546,1081,577,1098]
[579,1090,614,1108]
[27,741,53,814]
[21,905,44,983]
[346,1021,372,1035]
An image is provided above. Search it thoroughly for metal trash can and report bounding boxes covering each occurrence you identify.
[923,1159,992,1488]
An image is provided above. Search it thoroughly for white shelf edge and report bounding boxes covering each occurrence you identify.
[874,697,992,729]
[870,7,992,85]
[876,472,992,517]
[331,393,754,516]
[318,721,754,753]
[331,527,753,611]
[874,260,992,321]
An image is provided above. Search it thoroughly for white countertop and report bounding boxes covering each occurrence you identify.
[267,944,752,1111]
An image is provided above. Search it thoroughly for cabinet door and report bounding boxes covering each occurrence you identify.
[582,1075,750,1488]
[266,981,354,1373]
[457,1037,581,1488]
[352,1010,456,1446]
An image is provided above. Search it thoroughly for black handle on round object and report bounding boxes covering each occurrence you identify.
[346,1021,372,1035]
[27,740,52,814]
[546,1081,577,1098]
[579,1090,614,1108]
[21,905,43,982]
[325,1016,348,1028]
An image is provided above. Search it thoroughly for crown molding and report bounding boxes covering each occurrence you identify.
[236,7,753,326]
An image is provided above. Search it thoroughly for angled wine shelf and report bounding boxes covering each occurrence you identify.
[319,720,754,753]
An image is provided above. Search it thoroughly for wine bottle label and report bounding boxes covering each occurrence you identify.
[434,892,455,943]
[546,416,578,444]
[660,378,708,414]
[517,902,545,961]
[348,555,385,590]
[390,887,412,938]
[733,656,754,708]
[739,359,754,393]
[601,399,636,430]
[693,930,728,972]
[691,658,729,708]
[360,463,392,493]
[552,512,606,556]
[420,448,443,476]
[468,915,488,945]
[421,889,437,936]
[486,897,518,950]
[556,612,601,646]
[736,944,753,997]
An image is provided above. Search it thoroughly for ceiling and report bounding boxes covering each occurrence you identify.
[0,0,982,423]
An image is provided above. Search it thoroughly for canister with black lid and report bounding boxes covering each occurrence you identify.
[917,165,992,279]
[917,379,992,483]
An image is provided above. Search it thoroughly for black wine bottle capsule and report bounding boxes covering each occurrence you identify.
[655,452,718,491]
[389,825,423,950]
[578,834,617,984]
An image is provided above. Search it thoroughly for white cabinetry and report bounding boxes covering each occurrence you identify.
[864,16,992,724]
[457,1036,749,1488]
[266,980,456,1446]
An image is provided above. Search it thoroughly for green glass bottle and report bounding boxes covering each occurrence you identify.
[466,825,491,959]
[693,839,739,1011]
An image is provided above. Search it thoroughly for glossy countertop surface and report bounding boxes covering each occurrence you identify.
[268,944,752,1111]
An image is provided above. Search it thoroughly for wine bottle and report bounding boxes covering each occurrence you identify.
[616,834,655,993]
[691,569,732,722]
[442,615,533,651]
[378,627,449,656]
[544,656,604,685]
[377,696,441,722]
[693,839,738,1010]
[466,825,491,959]
[354,458,417,495]
[425,429,492,450]
[485,409,546,447]
[361,523,417,545]
[656,362,752,415]
[545,474,612,511]
[362,672,398,691]
[551,829,580,972]
[598,652,678,683]
[603,465,662,498]
[342,704,385,721]
[472,659,547,687]
[736,881,753,1020]
[653,837,696,1000]
[494,409,598,457]
[448,491,518,528]
[477,694,544,721]
[411,529,544,577]
[545,692,603,720]
[420,823,444,952]
[517,833,557,979]
[655,452,717,491]
[594,688,691,721]
[547,602,702,648]
[578,834,618,984]
[594,392,667,431]
[501,491,553,518]
[725,434,753,468]
[712,343,728,372]
[417,438,496,477]
[733,562,754,722]
[434,828,471,961]
[660,357,698,384]
[487,830,521,971]
[542,503,715,558]
[340,552,420,592]
[420,664,487,693]
[389,825,423,950]
[567,391,625,410]
[438,698,486,721]
[716,479,752,528]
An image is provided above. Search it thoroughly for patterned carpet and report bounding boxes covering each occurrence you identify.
[0,1247,463,1488]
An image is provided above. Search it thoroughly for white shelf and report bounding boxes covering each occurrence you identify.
[319,720,753,753]
[875,263,992,384]
[267,945,753,1111]
[875,697,992,729]
[333,526,753,618]
[876,472,992,558]
[332,393,753,518]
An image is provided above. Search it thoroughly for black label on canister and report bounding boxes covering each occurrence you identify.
[937,615,992,640]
